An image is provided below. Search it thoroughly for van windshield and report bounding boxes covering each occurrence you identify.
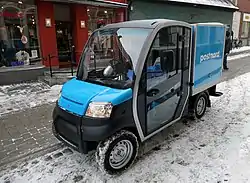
[77,27,152,89]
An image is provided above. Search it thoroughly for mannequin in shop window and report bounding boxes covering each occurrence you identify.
[14,25,30,66]
[0,27,12,67]
[97,20,105,29]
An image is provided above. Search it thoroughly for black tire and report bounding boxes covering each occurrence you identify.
[193,93,208,119]
[95,130,139,175]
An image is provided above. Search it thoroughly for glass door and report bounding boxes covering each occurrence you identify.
[54,4,72,68]
[55,21,73,67]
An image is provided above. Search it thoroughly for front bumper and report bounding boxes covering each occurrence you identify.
[52,103,123,154]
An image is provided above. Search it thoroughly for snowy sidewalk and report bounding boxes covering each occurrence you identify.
[2,68,250,182]
[230,46,250,55]
[0,82,62,117]
[228,46,250,61]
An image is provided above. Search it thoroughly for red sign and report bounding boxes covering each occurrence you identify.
[21,35,28,44]
[0,11,24,18]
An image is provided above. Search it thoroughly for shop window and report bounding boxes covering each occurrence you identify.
[86,7,119,61]
[0,0,40,68]
[87,7,116,35]
[241,21,250,38]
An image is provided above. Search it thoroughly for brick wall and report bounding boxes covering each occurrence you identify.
[238,0,250,13]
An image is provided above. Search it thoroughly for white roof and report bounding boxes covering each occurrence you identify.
[193,22,225,26]
[103,19,189,29]
[167,0,238,10]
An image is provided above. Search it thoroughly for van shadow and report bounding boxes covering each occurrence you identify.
[137,117,199,160]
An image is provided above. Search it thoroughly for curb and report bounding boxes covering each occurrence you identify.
[0,143,64,171]
[229,49,250,57]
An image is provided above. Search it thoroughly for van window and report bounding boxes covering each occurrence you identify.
[146,26,179,83]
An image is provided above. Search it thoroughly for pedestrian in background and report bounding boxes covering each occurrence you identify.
[224,30,232,70]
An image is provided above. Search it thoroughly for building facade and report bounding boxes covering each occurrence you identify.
[231,0,241,39]
[0,0,240,71]
[0,0,127,69]
[236,0,250,45]
[128,0,238,30]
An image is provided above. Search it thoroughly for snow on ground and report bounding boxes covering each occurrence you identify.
[1,72,250,182]
[0,82,62,117]
[230,46,250,54]
[228,52,250,61]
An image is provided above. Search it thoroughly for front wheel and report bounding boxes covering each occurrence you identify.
[96,130,139,175]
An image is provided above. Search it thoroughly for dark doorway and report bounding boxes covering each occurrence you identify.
[55,21,73,68]
[54,4,73,68]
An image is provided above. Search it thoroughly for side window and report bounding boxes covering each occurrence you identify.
[146,26,179,84]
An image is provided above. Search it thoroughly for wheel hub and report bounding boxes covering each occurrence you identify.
[109,140,133,169]
[197,97,206,115]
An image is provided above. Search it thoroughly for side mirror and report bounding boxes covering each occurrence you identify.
[159,50,174,72]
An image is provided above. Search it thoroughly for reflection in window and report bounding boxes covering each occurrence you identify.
[117,28,151,71]
[197,26,210,46]
[87,7,116,35]
[0,1,40,68]
[146,27,185,90]
[241,22,250,38]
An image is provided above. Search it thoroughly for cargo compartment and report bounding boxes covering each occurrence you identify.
[191,23,225,96]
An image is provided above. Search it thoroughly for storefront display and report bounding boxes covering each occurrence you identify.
[0,0,41,68]
[87,7,119,61]
[87,7,117,33]
[0,0,127,69]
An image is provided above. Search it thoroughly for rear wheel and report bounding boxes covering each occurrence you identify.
[190,92,208,119]
[96,130,139,175]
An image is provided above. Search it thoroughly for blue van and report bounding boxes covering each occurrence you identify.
[52,19,225,174]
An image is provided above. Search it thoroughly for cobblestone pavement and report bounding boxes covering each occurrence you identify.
[0,103,60,166]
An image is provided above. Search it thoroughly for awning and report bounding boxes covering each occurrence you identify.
[42,0,128,8]
[160,0,238,10]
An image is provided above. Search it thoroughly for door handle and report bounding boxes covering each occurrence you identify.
[171,88,175,93]
[147,88,160,97]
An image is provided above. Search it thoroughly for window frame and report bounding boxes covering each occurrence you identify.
[241,21,250,38]
[182,27,191,70]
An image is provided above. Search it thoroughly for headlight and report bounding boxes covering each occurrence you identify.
[85,102,113,118]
